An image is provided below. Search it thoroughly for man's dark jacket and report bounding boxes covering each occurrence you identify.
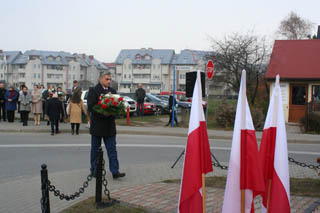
[135,88,145,103]
[87,83,117,137]
[0,88,6,102]
[169,95,177,110]
[46,98,64,120]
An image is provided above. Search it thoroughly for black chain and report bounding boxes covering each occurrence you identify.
[211,157,320,171]
[46,174,93,201]
[101,159,111,201]
[213,162,228,170]
[288,157,320,170]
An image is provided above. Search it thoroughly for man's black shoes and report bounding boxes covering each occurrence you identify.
[113,172,125,179]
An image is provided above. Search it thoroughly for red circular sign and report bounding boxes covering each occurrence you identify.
[206,60,214,79]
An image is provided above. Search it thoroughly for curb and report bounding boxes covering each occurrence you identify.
[0,128,319,144]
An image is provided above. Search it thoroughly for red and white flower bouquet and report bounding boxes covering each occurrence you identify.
[93,93,126,116]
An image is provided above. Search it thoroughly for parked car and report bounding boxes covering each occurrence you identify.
[138,101,156,115]
[145,93,169,114]
[80,90,89,109]
[122,96,137,115]
[156,94,191,109]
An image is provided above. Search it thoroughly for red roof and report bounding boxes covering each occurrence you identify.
[266,40,320,80]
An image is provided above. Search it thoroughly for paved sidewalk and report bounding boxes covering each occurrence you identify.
[111,183,320,213]
[0,120,319,144]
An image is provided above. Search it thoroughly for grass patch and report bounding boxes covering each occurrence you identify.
[61,197,149,213]
[163,176,320,197]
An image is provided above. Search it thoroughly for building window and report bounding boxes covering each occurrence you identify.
[80,74,83,80]
[38,74,40,79]
[33,64,37,69]
[73,75,75,80]
[312,85,320,101]
[292,85,306,105]
[38,64,41,69]
[34,73,37,78]
[129,74,131,78]
[0,74,3,78]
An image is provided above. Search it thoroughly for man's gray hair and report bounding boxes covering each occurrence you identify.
[99,71,112,78]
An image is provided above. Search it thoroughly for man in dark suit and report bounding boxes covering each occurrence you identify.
[0,82,7,121]
[87,72,125,179]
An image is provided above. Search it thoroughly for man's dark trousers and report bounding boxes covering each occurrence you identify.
[90,135,119,175]
[0,101,6,121]
[137,102,144,117]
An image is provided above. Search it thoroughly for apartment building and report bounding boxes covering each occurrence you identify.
[115,48,212,93]
[0,50,107,90]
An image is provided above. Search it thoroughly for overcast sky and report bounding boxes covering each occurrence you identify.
[1,0,319,62]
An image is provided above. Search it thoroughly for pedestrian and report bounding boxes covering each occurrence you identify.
[43,84,55,125]
[166,92,179,126]
[4,86,18,123]
[68,90,89,135]
[87,72,125,179]
[0,82,7,121]
[19,86,32,126]
[46,92,64,135]
[72,80,81,95]
[40,84,46,120]
[18,85,25,123]
[57,87,66,123]
[135,83,145,117]
[31,85,43,126]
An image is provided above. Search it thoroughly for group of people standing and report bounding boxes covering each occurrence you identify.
[0,83,44,125]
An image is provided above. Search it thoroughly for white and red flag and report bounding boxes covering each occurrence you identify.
[222,70,264,213]
[178,70,213,213]
[259,75,290,213]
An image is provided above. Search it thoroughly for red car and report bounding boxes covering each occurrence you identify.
[136,102,156,115]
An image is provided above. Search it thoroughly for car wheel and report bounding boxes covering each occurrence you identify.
[155,106,162,115]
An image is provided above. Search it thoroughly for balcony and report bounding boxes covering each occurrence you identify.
[133,78,150,84]
[132,69,151,74]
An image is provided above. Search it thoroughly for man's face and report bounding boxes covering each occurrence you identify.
[73,82,78,87]
[0,83,4,89]
[100,75,111,88]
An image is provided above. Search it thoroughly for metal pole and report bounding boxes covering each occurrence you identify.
[171,66,176,127]
[40,164,50,213]
[95,147,103,205]
[205,63,209,124]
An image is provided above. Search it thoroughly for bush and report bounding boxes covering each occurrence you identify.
[215,100,265,130]
[300,112,320,133]
[215,100,236,128]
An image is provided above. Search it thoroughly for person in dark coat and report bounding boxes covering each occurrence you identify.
[166,92,179,126]
[87,72,125,179]
[135,83,145,117]
[46,92,64,135]
[19,86,32,126]
[0,82,7,121]
[4,86,18,123]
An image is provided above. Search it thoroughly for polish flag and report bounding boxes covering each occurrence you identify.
[222,70,264,213]
[259,75,290,213]
[178,70,213,213]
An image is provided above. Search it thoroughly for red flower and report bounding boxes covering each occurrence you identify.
[112,101,118,106]
[98,101,102,105]
[104,98,110,103]
[118,97,123,102]
[102,104,107,109]
[110,97,115,101]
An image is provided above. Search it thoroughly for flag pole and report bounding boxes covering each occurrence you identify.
[202,173,206,213]
[241,190,245,213]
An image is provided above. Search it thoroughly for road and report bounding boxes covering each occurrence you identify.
[0,132,319,185]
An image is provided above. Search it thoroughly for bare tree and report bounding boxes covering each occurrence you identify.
[209,32,270,104]
[277,11,314,40]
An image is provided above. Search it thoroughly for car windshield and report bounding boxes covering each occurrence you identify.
[123,96,134,101]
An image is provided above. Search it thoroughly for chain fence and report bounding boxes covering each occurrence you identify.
[40,148,115,213]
